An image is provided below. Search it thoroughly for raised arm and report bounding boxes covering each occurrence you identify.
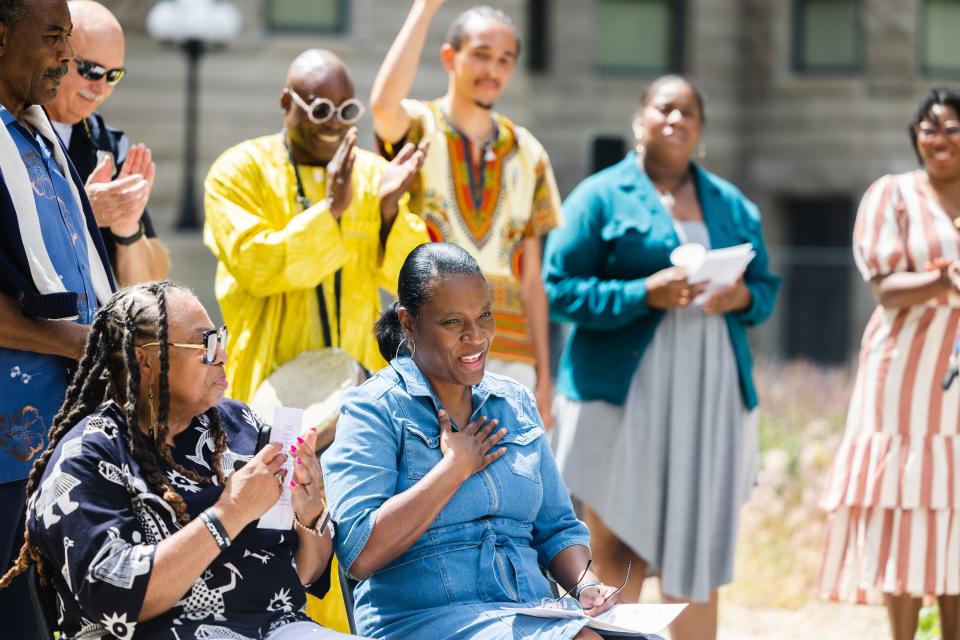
[370,0,445,144]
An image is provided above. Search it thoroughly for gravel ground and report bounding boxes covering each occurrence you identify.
[639,579,889,639]
[715,602,888,640]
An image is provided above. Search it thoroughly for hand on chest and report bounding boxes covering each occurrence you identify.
[398,413,545,527]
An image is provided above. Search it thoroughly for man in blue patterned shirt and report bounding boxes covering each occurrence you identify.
[0,0,115,634]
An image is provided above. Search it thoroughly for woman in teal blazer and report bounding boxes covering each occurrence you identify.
[543,76,780,640]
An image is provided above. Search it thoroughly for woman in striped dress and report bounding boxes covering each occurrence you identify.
[820,87,960,640]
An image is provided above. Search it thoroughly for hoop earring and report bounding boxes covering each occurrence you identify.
[395,337,416,363]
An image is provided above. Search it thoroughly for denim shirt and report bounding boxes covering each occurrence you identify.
[321,358,590,633]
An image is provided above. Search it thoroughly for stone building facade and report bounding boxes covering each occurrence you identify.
[95,0,959,363]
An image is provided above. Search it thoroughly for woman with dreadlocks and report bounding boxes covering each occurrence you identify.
[0,282,365,640]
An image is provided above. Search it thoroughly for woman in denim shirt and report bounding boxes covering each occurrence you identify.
[322,244,636,640]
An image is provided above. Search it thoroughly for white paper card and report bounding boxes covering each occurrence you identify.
[670,242,755,304]
[496,603,686,635]
[256,406,303,530]
[592,603,688,634]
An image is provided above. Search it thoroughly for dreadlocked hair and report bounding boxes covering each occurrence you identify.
[0,281,229,589]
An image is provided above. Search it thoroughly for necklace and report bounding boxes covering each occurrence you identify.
[656,172,692,212]
[282,132,313,211]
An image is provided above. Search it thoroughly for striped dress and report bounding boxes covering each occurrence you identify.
[820,171,960,603]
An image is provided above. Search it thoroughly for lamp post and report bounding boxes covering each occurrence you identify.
[146,0,242,229]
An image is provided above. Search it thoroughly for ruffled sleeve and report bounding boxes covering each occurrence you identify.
[853,175,909,281]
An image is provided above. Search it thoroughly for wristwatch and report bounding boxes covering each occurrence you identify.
[113,222,145,246]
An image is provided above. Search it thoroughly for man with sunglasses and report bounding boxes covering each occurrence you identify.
[371,1,562,428]
[204,48,429,633]
[46,0,169,287]
[0,0,116,636]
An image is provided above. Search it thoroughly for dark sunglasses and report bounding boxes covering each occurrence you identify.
[141,325,228,366]
[75,59,127,86]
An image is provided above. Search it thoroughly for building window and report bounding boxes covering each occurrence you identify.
[780,195,856,364]
[792,0,861,73]
[527,0,550,73]
[591,135,627,173]
[266,0,346,33]
[922,0,960,74]
[593,0,683,73]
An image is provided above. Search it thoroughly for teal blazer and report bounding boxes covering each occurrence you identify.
[543,153,780,409]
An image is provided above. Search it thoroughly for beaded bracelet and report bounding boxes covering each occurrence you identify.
[199,509,231,550]
[294,510,332,538]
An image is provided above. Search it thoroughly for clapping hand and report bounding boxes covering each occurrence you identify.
[326,128,357,220]
[84,144,155,236]
[379,140,429,226]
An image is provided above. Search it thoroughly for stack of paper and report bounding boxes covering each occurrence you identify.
[670,242,756,303]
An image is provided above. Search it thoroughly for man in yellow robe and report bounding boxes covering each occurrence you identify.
[203,49,428,632]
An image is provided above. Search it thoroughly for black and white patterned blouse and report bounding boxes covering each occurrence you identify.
[26,399,326,639]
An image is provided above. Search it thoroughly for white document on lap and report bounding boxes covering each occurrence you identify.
[497,602,687,636]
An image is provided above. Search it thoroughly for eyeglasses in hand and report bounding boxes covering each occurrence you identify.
[541,559,632,611]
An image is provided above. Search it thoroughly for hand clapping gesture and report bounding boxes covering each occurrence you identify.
[84,143,155,236]
[379,140,429,227]
[326,128,357,220]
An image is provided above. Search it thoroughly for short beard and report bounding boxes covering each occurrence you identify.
[474,100,495,111]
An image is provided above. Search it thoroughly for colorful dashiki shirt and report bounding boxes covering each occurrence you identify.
[378,100,562,365]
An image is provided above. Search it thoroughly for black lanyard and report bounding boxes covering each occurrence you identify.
[284,134,341,349]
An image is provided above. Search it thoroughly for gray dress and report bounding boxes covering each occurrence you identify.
[552,220,758,603]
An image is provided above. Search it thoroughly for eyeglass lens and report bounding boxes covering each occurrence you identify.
[77,60,126,85]
[312,101,362,124]
[204,327,228,363]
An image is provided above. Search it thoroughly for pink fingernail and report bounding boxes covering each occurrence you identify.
[296,458,302,465]
[309,426,318,433]
[290,445,297,454]
[290,480,297,489]
[296,436,305,445]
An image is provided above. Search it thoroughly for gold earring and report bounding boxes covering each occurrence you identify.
[147,388,157,436]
